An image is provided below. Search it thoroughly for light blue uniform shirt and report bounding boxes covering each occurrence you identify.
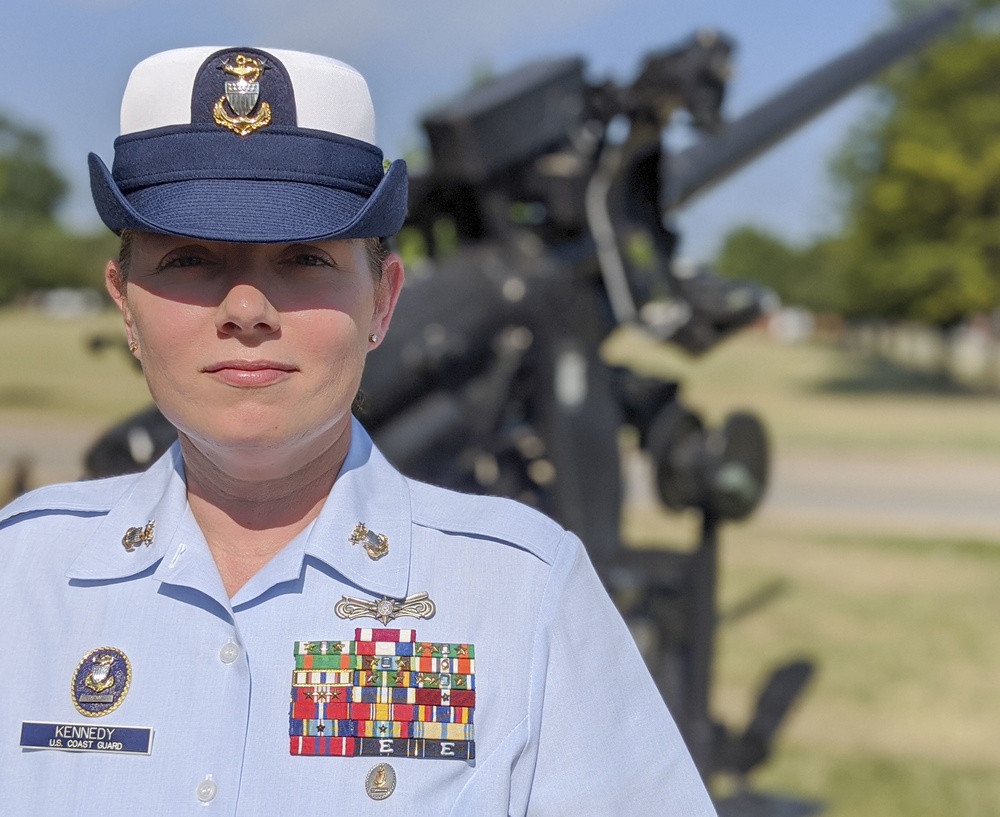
[0,418,716,815]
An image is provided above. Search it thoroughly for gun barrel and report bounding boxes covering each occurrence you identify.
[661,2,962,211]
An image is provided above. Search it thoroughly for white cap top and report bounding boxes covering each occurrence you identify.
[118,46,378,145]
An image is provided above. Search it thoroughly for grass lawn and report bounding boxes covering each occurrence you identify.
[0,307,151,490]
[605,325,1000,457]
[0,306,149,422]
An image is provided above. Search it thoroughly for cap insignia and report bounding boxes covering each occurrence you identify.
[213,54,272,137]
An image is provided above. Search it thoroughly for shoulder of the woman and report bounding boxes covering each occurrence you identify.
[0,473,138,529]
[405,477,575,566]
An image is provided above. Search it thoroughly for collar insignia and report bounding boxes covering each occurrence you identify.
[335,592,436,625]
[122,520,155,552]
[349,522,389,561]
[213,54,272,136]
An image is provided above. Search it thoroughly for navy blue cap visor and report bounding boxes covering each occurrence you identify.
[89,125,408,242]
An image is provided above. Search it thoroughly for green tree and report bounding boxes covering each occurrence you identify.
[0,222,115,303]
[834,9,1000,325]
[0,113,112,303]
[716,226,848,313]
[0,115,68,222]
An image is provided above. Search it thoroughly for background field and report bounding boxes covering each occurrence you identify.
[2,306,999,814]
[606,327,1000,816]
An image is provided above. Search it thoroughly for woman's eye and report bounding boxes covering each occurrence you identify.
[160,255,207,269]
[292,254,331,267]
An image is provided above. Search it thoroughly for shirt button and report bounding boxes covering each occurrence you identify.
[196,777,217,803]
[219,641,241,664]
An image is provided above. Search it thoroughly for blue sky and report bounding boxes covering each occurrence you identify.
[3,0,902,259]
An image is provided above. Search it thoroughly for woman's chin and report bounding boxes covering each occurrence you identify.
[175,418,349,474]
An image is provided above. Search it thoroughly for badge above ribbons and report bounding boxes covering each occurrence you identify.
[289,629,476,760]
[335,592,436,625]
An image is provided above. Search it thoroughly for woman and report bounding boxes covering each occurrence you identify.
[0,46,716,815]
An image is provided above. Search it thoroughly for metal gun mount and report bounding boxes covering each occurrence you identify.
[79,3,961,809]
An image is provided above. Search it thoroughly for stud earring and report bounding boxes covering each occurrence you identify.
[128,340,138,353]
[369,333,379,344]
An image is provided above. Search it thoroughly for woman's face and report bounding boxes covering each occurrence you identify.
[106,232,403,471]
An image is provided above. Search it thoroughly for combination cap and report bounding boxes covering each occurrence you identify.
[89,46,407,242]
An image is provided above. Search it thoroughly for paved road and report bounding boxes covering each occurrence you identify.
[760,452,1000,539]
[625,447,1000,541]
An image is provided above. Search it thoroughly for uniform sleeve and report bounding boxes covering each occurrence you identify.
[522,533,717,816]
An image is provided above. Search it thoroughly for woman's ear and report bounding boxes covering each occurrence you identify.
[105,259,138,353]
[369,253,405,346]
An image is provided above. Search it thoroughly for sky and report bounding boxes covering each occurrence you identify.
[1,0,917,261]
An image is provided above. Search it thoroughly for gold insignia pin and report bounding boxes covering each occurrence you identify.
[122,520,155,552]
[366,763,396,800]
[349,522,389,561]
[213,54,272,137]
[335,591,436,625]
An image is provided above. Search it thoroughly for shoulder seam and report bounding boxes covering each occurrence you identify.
[0,475,135,527]
[405,478,566,565]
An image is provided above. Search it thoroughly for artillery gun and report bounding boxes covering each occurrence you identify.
[81,4,961,810]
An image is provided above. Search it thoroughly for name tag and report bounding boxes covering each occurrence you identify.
[20,721,153,755]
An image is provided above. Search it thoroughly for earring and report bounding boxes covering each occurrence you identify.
[369,333,379,344]
[128,340,138,353]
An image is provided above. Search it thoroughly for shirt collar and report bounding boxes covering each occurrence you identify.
[66,444,188,581]
[65,418,413,599]
[301,417,413,599]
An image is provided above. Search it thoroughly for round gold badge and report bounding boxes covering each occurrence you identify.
[71,647,131,717]
[365,763,396,800]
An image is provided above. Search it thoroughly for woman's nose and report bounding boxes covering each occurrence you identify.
[215,281,281,339]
